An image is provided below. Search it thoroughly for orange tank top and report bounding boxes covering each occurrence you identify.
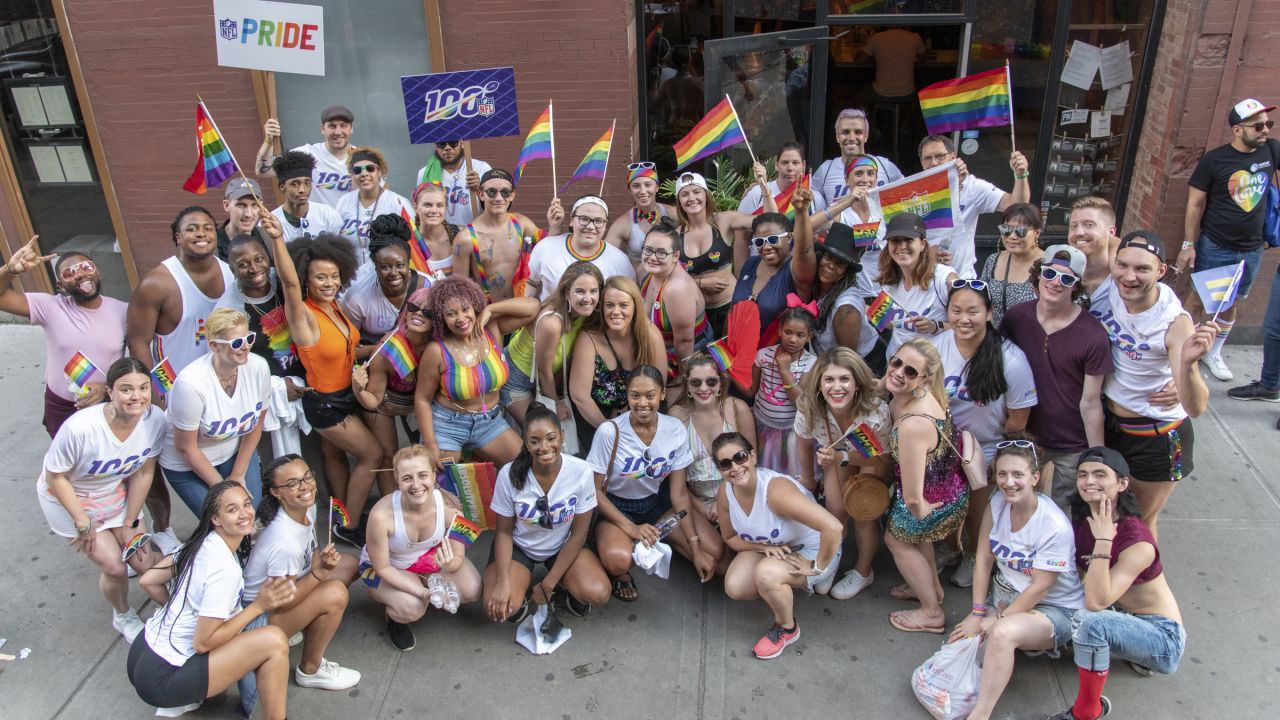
[297,298,359,393]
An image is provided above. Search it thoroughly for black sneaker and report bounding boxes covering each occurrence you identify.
[386,617,415,652]
[1043,696,1111,720]
[505,599,532,624]
[1227,381,1280,402]
[332,522,365,548]
[557,588,592,618]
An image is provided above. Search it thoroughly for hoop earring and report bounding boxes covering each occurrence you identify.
[911,386,926,399]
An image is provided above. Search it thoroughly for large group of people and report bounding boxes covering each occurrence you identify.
[16,95,1277,720]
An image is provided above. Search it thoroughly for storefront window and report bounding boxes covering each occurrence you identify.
[731,0,817,34]
[0,0,118,296]
[827,0,963,17]
[642,3,726,175]
[274,0,433,196]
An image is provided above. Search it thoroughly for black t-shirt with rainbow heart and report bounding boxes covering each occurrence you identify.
[1189,138,1280,251]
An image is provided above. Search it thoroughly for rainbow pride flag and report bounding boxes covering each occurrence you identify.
[399,207,431,274]
[257,305,295,369]
[560,122,614,193]
[866,290,898,332]
[150,357,177,395]
[447,515,482,547]
[752,174,810,219]
[706,337,733,373]
[872,163,959,230]
[851,221,880,247]
[843,421,884,459]
[645,20,663,57]
[437,462,497,530]
[918,67,1012,135]
[378,331,418,379]
[182,102,239,194]
[514,103,554,186]
[64,351,100,389]
[674,96,747,170]
[330,497,351,527]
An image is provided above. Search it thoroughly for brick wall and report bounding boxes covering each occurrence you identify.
[438,0,639,218]
[61,0,263,276]
[1127,0,1280,336]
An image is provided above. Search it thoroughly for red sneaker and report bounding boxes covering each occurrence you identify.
[752,622,800,659]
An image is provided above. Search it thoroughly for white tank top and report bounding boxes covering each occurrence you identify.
[1100,282,1190,421]
[1085,274,1115,322]
[626,206,669,264]
[726,467,821,549]
[155,256,236,373]
[364,489,447,570]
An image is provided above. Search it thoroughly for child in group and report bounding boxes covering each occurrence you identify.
[751,305,818,478]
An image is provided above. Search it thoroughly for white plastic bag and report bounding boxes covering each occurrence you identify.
[911,636,983,720]
[515,603,572,655]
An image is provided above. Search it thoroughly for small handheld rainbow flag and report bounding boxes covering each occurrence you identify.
[560,121,615,193]
[866,290,899,332]
[257,305,296,367]
[706,337,733,373]
[751,174,810,220]
[182,101,240,194]
[64,351,100,389]
[918,66,1013,136]
[872,163,959,230]
[399,206,431,274]
[447,515,482,547]
[514,102,554,186]
[377,331,419,379]
[330,497,351,527]
[851,221,881,248]
[149,357,177,395]
[843,421,885,459]
[437,462,498,530]
[674,96,747,170]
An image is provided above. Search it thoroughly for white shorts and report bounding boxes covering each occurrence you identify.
[37,484,127,538]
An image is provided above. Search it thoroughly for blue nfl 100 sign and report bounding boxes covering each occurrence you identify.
[400,67,522,144]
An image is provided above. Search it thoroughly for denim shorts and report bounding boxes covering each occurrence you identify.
[1196,234,1265,298]
[991,575,1076,658]
[430,402,513,451]
[798,543,842,594]
[607,482,672,527]
[499,349,536,406]
[1071,607,1186,674]
[162,453,262,517]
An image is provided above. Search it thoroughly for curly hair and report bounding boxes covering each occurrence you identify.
[367,213,412,263]
[272,150,316,181]
[287,232,360,296]
[428,275,488,342]
[992,429,1040,477]
[346,145,388,175]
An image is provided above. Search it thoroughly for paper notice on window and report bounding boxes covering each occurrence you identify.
[38,84,75,125]
[1090,111,1112,138]
[11,86,47,127]
[1104,84,1130,114]
[57,145,93,182]
[1061,40,1101,90]
[1099,41,1134,90]
[1060,108,1090,125]
[30,146,65,183]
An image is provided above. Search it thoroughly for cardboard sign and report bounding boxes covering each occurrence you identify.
[400,67,521,144]
[213,0,325,76]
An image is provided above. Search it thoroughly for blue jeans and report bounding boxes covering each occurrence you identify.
[1195,234,1265,298]
[429,402,513,451]
[163,451,262,516]
[235,607,270,718]
[1261,264,1280,390]
[1071,608,1186,674]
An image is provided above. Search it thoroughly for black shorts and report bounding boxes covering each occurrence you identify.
[606,481,672,526]
[488,540,561,572]
[1104,411,1195,482]
[127,636,209,709]
[302,386,360,430]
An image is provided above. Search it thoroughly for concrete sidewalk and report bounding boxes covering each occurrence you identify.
[1,323,1276,720]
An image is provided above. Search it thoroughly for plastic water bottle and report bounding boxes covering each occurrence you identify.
[443,580,460,614]
[427,574,446,609]
[654,509,688,541]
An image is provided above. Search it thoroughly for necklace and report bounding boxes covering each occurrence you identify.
[445,336,482,366]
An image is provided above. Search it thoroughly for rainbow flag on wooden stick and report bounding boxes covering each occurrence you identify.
[865,290,899,332]
[377,331,418,379]
[182,101,240,194]
[752,174,810,220]
[437,462,497,530]
[64,351,100,389]
[706,337,733,373]
[842,421,885,459]
[871,162,960,230]
[674,96,747,169]
[560,121,615,193]
[514,102,554,186]
[918,67,1012,135]
[447,515,482,547]
[149,357,177,395]
[851,221,880,247]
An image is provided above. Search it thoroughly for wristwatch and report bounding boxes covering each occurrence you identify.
[129,517,141,529]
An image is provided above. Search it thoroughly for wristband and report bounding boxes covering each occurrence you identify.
[1181,241,1194,250]
[823,208,834,221]
[1014,172,1028,179]
[1089,553,1112,562]
[972,602,988,612]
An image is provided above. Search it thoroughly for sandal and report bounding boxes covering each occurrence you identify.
[611,573,639,603]
[889,610,945,634]
[889,584,918,601]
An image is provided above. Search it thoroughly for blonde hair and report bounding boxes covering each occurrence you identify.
[205,307,250,340]
[899,337,948,409]
[1070,196,1116,227]
[392,443,435,472]
[797,347,881,436]
[600,276,655,368]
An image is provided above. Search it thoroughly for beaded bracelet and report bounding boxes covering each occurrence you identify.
[972,603,988,617]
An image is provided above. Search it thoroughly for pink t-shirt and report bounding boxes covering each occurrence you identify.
[27,293,128,401]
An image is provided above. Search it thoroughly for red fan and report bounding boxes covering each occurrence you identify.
[723,301,761,393]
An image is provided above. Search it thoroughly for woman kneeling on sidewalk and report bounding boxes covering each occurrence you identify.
[1043,446,1186,720]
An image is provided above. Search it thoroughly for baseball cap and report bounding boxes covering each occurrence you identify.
[675,172,708,195]
[1042,244,1086,277]
[321,105,354,123]
[1076,446,1130,478]
[1227,98,1275,126]
[224,177,262,201]
[883,212,926,240]
[1117,230,1165,263]
[480,168,514,186]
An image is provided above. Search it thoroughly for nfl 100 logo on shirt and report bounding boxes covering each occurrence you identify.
[989,537,1035,575]
[205,402,265,441]
[515,496,580,526]
[740,527,784,544]
[86,447,156,479]
[618,453,673,482]
[1093,308,1151,360]
[316,172,352,194]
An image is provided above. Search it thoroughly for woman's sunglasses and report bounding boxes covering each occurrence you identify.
[998,224,1031,238]
[950,278,988,292]
[210,332,258,350]
[888,356,921,380]
[1040,266,1079,287]
[995,439,1039,467]
[351,163,378,175]
[715,449,751,471]
[534,496,553,530]
[627,161,656,171]
[751,234,789,249]
[405,301,427,315]
[688,377,720,389]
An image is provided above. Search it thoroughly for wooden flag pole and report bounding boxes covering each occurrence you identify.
[197,94,271,214]
[1005,60,1017,153]
[723,94,765,194]
[462,140,479,218]
[548,100,558,199]
[598,118,617,196]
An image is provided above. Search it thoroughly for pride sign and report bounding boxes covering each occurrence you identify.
[213,0,325,76]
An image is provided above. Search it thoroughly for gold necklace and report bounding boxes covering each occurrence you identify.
[446,336,482,366]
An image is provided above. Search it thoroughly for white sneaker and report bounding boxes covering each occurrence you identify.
[951,553,977,588]
[295,658,361,690]
[152,528,182,556]
[933,542,962,570]
[813,566,837,595]
[1201,353,1234,381]
[289,631,304,647]
[829,569,874,600]
[155,703,200,718]
[112,609,144,643]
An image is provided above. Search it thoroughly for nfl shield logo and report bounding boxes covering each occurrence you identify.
[477,96,495,117]
[219,18,238,41]
[905,191,931,217]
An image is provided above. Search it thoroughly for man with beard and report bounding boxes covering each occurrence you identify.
[415,140,490,226]
[0,236,127,438]
[256,105,357,208]
[216,177,269,261]
[452,168,562,302]
[810,108,903,202]
[127,206,238,555]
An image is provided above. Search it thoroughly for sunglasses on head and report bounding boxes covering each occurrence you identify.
[888,355,921,379]
[1040,266,1079,287]
[483,187,513,199]
[998,224,1030,238]
[751,234,789,249]
[950,278,988,292]
[688,377,720,388]
[351,163,378,175]
[59,260,96,280]
[435,141,461,149]
[627,161,656,171]
[534,496,553,530]
[715,449,751,471]
[1239,120,1275,132]
[210,332,258,350]
[995,439,1039,467]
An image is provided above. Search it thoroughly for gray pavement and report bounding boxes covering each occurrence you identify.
[1,322,1276,720]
